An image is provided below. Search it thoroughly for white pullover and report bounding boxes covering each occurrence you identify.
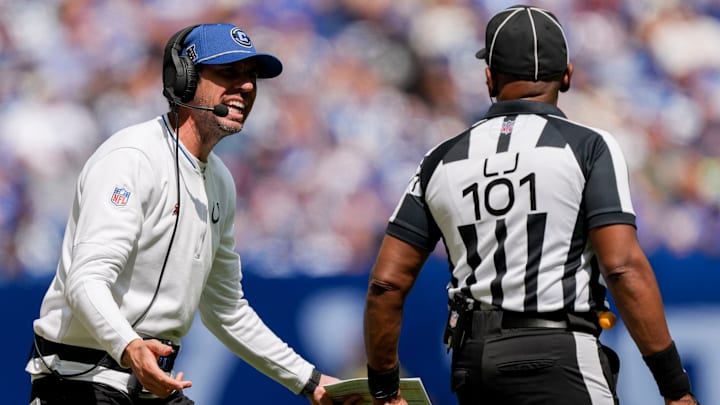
[27,115,313,395]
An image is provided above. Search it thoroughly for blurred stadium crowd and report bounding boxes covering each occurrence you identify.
[1,0,719,281]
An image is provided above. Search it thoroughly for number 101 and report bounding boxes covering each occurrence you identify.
[462,172,537,220]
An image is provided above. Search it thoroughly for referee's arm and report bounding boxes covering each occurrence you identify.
[591,223,672,355]
[364,234,430,397]
[591,223,697,404]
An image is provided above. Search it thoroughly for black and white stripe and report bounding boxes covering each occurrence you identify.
[387,100,635,313]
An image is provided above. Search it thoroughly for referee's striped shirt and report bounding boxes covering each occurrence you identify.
[387,100,636,313]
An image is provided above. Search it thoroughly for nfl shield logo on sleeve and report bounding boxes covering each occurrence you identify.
[110,187,131,207]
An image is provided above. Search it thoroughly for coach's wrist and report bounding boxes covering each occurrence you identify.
[367,363,399,400]
[300,367,321,398]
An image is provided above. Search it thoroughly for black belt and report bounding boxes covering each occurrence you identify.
[32,334,128,372]
[500,311,599,335]
[32,334,181,373]
[501,311,567,329]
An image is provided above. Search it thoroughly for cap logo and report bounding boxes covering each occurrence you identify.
[230,27,253,48]
[186,44,198,62]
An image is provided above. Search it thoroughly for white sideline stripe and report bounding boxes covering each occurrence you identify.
[574,332,615,404]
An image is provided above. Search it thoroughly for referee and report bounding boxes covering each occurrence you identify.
[364,5,698,405]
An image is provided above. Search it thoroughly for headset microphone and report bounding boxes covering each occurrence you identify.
[173,100,229,117]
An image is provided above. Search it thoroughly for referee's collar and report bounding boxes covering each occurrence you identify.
[484,100,566,119]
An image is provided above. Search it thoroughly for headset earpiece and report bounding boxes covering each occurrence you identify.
[162,25,200,103]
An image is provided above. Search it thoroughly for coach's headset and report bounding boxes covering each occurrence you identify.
[163,24,201,104]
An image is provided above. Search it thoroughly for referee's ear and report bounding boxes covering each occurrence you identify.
[560,63,573,93]
[485,67,498,97]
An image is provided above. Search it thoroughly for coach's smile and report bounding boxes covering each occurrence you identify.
[224,100,245,118]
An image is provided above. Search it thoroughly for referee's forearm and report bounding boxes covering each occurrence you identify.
[590,224,674,356]
[364,285,404,370]
[363,235,428,370]
[605,262,673,356]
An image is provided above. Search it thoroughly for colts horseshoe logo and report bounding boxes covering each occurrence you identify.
[211,202,220,223]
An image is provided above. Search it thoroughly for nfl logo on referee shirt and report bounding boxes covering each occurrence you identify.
[110,187,131,207]
[501,117,515,135]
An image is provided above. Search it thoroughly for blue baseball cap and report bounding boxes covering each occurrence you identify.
[182,23,283,78]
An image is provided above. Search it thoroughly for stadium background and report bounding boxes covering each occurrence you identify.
[1,0,718,403]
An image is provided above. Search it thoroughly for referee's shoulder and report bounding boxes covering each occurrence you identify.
[428,124,474,154]
[545,113,614,140]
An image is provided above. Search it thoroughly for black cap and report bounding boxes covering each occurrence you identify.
[476,5,568,81]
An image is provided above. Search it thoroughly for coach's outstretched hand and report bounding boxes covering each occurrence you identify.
[666,393,699,405]
[372,397,408,404]
[307,374,363,405]
[372,391,408,405]
[122,338,192,398]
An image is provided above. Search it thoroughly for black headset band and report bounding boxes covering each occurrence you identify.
[162,24,201,104]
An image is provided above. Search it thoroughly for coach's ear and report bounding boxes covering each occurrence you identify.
[560,63,573,93]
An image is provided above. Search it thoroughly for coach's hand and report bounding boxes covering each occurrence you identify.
[307,374,363,405]
[372,393,409,405]
[666,393,699,404]
[122,338,192,398]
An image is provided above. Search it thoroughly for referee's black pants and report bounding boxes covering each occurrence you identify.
[30,374,195,405]
[451,311,620,405]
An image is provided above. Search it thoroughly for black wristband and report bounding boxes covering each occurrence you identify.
[300,368,321,398]
[367,363,400,400]
[642,341,691,399]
